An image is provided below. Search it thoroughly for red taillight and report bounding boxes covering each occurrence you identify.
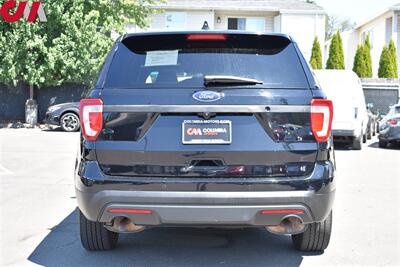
[108,208,153,214]
[310,99,333,142]
[261,209,305,215]
[187,34,227,41]
[79,98,103,141]
[388,119,398,126]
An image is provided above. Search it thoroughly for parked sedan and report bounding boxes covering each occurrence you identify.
[378,104,400,148]
[45,102,80,132]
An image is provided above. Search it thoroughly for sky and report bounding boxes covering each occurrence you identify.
[315,0,400,25]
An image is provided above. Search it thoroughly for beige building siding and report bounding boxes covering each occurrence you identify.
[149,10,214,30]
[149,13,166,30]
[185,10,214,30]
[341,10,400,77]
[357,11,395,77]
[280,13,325,61]
[265,16,274,32]
[213,11,277,32]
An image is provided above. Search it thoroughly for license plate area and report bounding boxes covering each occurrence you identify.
[182,120,232,144]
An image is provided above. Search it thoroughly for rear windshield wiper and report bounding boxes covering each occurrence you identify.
[204,75,263,86]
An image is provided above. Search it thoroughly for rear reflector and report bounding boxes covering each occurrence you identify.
[108,208,153,214]
[80,98,103,141]
[187,34,227,41]
[261,209,305,215]
[310,99,333,142]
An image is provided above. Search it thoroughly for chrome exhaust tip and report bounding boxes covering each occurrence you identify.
[110,217,146,233]
[266,216,307,235]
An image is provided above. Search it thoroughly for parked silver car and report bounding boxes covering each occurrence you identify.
[378,104,400,148]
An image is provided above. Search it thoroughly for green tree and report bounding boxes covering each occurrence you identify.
[353,35,373,78]
[378,45,396,78]
[388,39,398,78]
[364,35,373,77]
[353,45,367,77]
[0,0,158,97]
[309,37,323,69]
[326,31,345,69]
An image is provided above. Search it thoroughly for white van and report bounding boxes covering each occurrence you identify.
[314,70,369,150]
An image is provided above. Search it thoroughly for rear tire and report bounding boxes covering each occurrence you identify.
[352,135,362,150]
[378,140,387,148]
[362,132,367,143]
[61,112,80,132]
[292,211,332,252]
[79,210,119,251]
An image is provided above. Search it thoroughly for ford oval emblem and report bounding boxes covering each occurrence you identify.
[192,91,222,102]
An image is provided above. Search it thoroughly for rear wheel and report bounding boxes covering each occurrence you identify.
[79,210,119,251]
[378,140,387,148]
[292,211,332,252]
[362,132,367,143]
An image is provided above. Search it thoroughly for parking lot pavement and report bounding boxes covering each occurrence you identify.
[0,128,399,267]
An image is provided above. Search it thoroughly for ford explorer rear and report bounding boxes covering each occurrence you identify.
[75,31,336,252]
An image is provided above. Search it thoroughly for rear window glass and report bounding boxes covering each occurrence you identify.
[104,34,309,89]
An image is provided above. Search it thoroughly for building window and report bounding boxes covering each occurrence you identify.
[385,17,393,44]
[227,17,265,32]
[228,18,246,30]
[165,12,186,29]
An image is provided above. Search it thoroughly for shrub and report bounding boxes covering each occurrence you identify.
[364,35,373,77]
[388,40,398,78]
[310,37,323,69]
[378,45,395,78]
[326,31,345,69]
[353,45,367,77]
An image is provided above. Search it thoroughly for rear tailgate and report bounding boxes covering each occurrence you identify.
[93,33,319,178]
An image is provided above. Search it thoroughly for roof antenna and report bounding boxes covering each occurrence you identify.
[202,21,210,30]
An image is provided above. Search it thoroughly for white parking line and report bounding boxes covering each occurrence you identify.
[0,164,13,175]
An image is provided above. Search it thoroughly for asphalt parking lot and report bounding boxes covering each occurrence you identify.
[0,128,399,267]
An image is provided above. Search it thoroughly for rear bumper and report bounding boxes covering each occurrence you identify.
[379,126,400,142]
[76,161,335,227]
[77,190,334,227]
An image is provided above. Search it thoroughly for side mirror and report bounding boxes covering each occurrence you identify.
[367,103,374,109]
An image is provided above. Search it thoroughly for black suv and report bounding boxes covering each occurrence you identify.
[76,31,335,252]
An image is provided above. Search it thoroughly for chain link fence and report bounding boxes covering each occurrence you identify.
[361,78,399,115]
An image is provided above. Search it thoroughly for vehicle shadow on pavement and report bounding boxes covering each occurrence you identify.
[332,142,353,150]
[41,126,64,132]
[368,141,400,149]
[28,209,321,267]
